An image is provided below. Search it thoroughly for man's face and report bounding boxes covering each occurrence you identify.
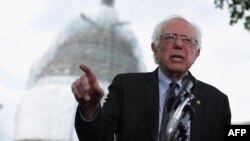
[152,18,200,76]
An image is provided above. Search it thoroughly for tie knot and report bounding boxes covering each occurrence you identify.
[169,82,177,90]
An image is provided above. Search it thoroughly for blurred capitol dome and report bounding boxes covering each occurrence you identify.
[15,0,144,141]
[27,0,143,88]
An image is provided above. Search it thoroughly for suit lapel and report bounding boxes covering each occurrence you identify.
[144,69,159,140]
[191,79,205,141]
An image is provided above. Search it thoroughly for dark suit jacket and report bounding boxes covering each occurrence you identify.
[75,69,231,141]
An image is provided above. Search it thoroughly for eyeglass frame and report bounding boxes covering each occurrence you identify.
[158,33,198,47]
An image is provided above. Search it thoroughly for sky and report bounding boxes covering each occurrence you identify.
[0,0,249,140]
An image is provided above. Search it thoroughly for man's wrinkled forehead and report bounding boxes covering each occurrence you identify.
[161,18,196,36]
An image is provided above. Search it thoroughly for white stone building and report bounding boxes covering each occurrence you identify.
[15,0,144,140]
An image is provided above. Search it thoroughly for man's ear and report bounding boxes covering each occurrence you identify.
[195,48,200,58]
[151,42,160,64]
[193,48,200,63]
[151,43,158,54]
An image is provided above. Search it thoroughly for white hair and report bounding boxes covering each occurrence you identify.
[151,15,202,49]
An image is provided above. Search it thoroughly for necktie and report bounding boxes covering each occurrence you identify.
[159,82,177,141]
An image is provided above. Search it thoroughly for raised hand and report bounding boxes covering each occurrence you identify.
[71,64,104,119]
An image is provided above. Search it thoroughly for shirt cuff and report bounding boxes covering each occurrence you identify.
[78,104,101,122]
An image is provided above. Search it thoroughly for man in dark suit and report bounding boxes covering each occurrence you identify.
[71,15,231,141]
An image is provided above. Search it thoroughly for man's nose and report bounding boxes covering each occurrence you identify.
[174,37,183,49]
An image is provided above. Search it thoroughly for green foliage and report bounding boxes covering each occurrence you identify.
[215,0,250,31]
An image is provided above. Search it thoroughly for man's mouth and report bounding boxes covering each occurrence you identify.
[171,55,184,61]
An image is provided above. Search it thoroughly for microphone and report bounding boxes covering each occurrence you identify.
[177,75,196,98]
[165,75,197,141]
[170,75,196,111]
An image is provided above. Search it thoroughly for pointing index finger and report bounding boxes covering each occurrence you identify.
[79,64,97,83]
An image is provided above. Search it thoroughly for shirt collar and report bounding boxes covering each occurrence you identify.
[158,68,183,93]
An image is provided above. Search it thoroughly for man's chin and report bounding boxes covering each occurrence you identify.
[169,68,187,75]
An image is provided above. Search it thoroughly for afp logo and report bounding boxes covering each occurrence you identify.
[224,125,249,141]
[228,129,246,136]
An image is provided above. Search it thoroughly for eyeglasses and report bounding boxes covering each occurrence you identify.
[159,33,198,47]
